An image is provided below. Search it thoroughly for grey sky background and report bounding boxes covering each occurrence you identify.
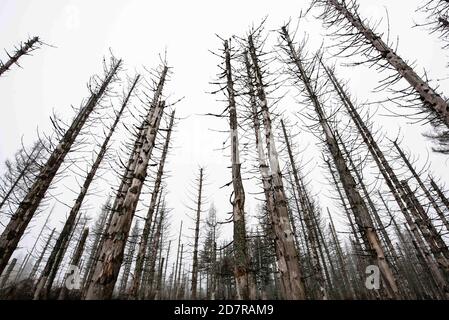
[1,0,449,274]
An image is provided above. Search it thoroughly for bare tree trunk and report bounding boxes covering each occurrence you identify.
[85,80,166,301]
[281,120,327,299]
[191,168,203,300]
[322,0,449,128]
[401,181,449,263]
[16,209,53,281]
[176,244,184,299]
[393,141,449,233]
[430,179,449,213]
[144,201,166,299]
[172,222,183,299]
[118,222,140,296]
[58,228,89,300]
[327,209,356,299]
[223,40,255,300]
[130,110,175,297]
[29,228,56,280]
[34,75,137,300]
[281,26,399,298]
[0,258,17,289]
[248,35,306,300]
[0,58,121,275]
[398,181,449,297]
[0,143,43,212]
[0,37,41,76]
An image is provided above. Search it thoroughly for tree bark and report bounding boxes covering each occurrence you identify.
[84,66,166,299]
[0,58,121,275]
[223,40,255,300]
[0,37,41,76]
[324,0,449,128]
[130,110,175,297]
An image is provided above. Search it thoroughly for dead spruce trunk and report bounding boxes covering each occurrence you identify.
[118,222,139,296]
[58,228,89,300]
[281,120,327,299]
[280,26,399,298]
[0,143,43,212]
[130,110,175,298]
[84,78,166,300]
[29,228,56,280]
[324,0,449,128]
[397,182,449,297]
[393,141,449,233]
[430,179,449,213]
[0,58,121,276]
[0,36,41,76]
[0,258,17,289]
[145,202,165,299]
[191,168,203,300]
[223,40,254,300]
[248,35,306,300]
[33,75,137,300]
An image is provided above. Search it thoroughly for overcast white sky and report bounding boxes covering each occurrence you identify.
[1,0,449,271]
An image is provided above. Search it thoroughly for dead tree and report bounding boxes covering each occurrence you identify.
[221,39,255,300]
[281,120,327,299]
[0,57,121,275]
[280,25,399,298]
[0,258,17,289]
[84,63,168,299]
[58,227,89,300]
[398,180,449,297]
[82,199,111,287]
[430,179,449,212]
[313,0,449,152]
[33,74,138,300]
[393,141,449,233]
[247,29,306,300]
[29,228,56,280]
[172,221,183,299]
[320,63,448,291]
[191,168,204,300]
[118,222,140,296]
[130,110,175,298]
[143,200,166,299]
[0,141,45,214]
[0,36,42,76]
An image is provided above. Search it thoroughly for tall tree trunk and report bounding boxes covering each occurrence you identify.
[430,179,449,213]
[144,201,166,299]
[327,209,356,299]
[0,258,17,289]
[281,120,327,299]
[248,35,306,300]
[172,221,183,299]
[118,222,140,296]
[397,181,449,297]
[29,228,56,279]
[0,37,41,76]
[191,168,203,300]
[34,75,137,300]
[58,228,89,300]
[0,58,121,275]
[322,0,449,128]
[0,143,43,212]
[223,40,255,300]
[130,110,175,297]
[84,65,167,299]
[393,141,449,233]
[280,26,399,298]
